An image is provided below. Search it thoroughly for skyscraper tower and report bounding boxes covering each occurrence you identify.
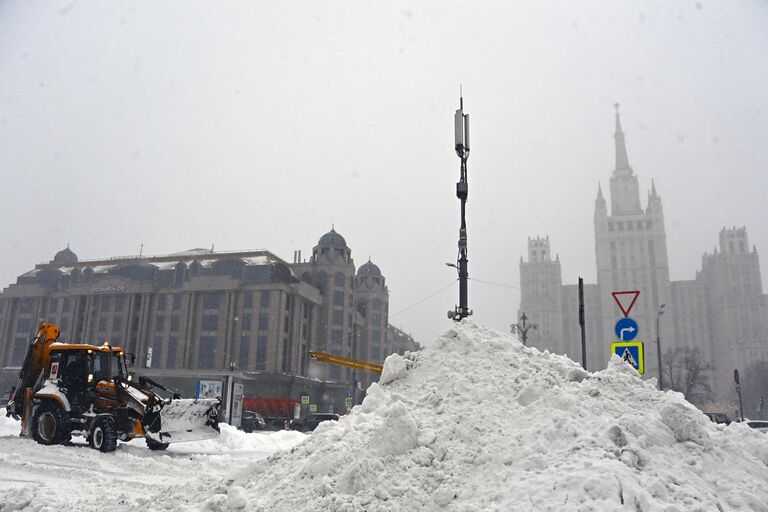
[593,105,671,372]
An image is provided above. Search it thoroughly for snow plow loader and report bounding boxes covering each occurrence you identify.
[5,322,220,452]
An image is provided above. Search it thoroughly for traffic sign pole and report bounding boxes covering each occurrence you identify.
[735,369,744,422]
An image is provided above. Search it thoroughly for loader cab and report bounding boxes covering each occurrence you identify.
[48,345,128,389]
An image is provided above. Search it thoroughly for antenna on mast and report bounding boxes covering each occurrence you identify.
[448,92,472,321]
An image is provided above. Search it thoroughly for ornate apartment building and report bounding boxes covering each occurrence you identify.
[0,229,419,396]
[520,108,768,401]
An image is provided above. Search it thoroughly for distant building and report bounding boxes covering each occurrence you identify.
[519,108,768,402]
[0,230,419,404]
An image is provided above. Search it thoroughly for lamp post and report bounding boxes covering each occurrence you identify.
[656,304,666,390]
[511,313,538,346]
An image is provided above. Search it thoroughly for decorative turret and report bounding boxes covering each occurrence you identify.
[53,245,78,265]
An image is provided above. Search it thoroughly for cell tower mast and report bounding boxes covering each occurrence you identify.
[448,94,472,321]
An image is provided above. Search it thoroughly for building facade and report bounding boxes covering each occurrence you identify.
[0,230,419,403]
[519,108,768,402]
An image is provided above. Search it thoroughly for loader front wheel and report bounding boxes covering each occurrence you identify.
[146,438,169,451]
[31,401,71,446]
[90,417,118,452]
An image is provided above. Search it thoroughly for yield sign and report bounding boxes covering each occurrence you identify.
[612,290,640,317]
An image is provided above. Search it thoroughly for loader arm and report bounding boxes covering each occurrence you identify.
[309,351,383,375]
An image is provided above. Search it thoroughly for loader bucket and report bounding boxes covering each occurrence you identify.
[143,398,220,444]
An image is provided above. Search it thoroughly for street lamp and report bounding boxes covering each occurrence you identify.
[656,304,666,390]
[511,312,538,346]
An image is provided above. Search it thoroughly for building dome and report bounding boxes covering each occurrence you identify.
[53,246,78,265]
[358,260,381,276]
[318,228,347,248]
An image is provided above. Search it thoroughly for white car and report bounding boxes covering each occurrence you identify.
[746,420,768,433]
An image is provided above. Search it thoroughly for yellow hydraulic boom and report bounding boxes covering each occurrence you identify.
[309,352,383,375]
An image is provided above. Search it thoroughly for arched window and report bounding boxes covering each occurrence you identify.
[334,272,346,287]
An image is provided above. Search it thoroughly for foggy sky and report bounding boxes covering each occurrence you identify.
[1,1,766,346]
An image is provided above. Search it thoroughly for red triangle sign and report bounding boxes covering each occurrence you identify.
[612,290,640,317]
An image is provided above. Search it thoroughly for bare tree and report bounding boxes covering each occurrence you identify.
[664,347,712,405]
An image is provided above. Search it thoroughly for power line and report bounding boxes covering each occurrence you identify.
[391,279,458,318]
[469,277,521,290]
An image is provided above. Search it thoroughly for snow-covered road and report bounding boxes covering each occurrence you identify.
[0,417,306,511]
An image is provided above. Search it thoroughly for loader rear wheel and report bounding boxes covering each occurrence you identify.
[146,438,169,451]
[90,417,118,452]
[31,401,71,446]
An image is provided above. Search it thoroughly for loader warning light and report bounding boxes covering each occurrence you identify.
[87,373,94,383]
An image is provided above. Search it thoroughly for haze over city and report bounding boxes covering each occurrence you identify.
[1,0,766,346]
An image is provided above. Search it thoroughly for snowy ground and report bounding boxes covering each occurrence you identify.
[2,321,768,511]
[0,418,306,511]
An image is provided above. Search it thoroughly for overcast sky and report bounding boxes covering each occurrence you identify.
[1,1,766,346]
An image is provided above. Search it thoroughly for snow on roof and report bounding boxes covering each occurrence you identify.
[150,321,768,511]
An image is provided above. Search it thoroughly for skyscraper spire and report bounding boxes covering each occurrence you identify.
[596,182,605,203]
[614,103,631,173]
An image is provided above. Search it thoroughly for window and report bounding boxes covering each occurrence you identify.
[172,294,182,310]
[241,313,252,331]
[158,295,167,310]
[332,330,343,347]
[167,336,178,368]
[260,290,271,308]
[49,298,58,313]
[20,298,34,314]
[170,315,180,331]
[114,296,125,311]
[372,312,381,326]
[63,298,71,313]
[152,336,163,369]
[203,292,223,310]
[12,337,27,365]
[201,314,218,331]
[16,318,31,333]
[243,291,253,309]
[239,334,250,369]
[156,315,165,331]
[372,298,381,311]
[284,316,289,333]
[646,220,652,229]
[112,316,123,331]
[255,336,268,370]
[618,222,624,231]
[332,309,344,326]
[198,336,218,369]
[333,291,345,306]
[372,330,381,343]
[608,222,614,231]
[99,317,108,332]
[258,313,269,330]
[335,272,346,287]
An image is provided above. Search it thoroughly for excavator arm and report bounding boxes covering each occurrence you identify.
[309,351,383,375]
[6,322,61,419]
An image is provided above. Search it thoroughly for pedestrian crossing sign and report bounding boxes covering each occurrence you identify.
[611,341,645,374]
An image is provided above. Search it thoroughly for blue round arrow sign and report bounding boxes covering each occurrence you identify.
[614,317,639,341]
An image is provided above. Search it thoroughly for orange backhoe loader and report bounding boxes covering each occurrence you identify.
[6,322,219,452]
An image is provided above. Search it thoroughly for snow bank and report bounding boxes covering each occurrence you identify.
[151,321,768,512]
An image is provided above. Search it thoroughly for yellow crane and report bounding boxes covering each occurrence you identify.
[309,352,383,375]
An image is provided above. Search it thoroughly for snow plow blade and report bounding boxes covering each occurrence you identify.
[144,398,220,444]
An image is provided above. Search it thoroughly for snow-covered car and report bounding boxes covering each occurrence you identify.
[746,420,768,433]
[240,411,266,433]
[704,412,732,425]
[289,413,340,432]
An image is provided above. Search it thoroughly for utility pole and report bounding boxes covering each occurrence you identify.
[511,312,537,346]
[448,93,472,321]
[578,277,587,370]
[656,304,666,390]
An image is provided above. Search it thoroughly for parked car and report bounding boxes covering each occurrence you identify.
[704,412,732,425]
[289,413,340,432]
[240,411,266,433]
[746,420,768,433]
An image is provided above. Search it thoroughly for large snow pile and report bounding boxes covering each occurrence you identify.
[151,322,768,511]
